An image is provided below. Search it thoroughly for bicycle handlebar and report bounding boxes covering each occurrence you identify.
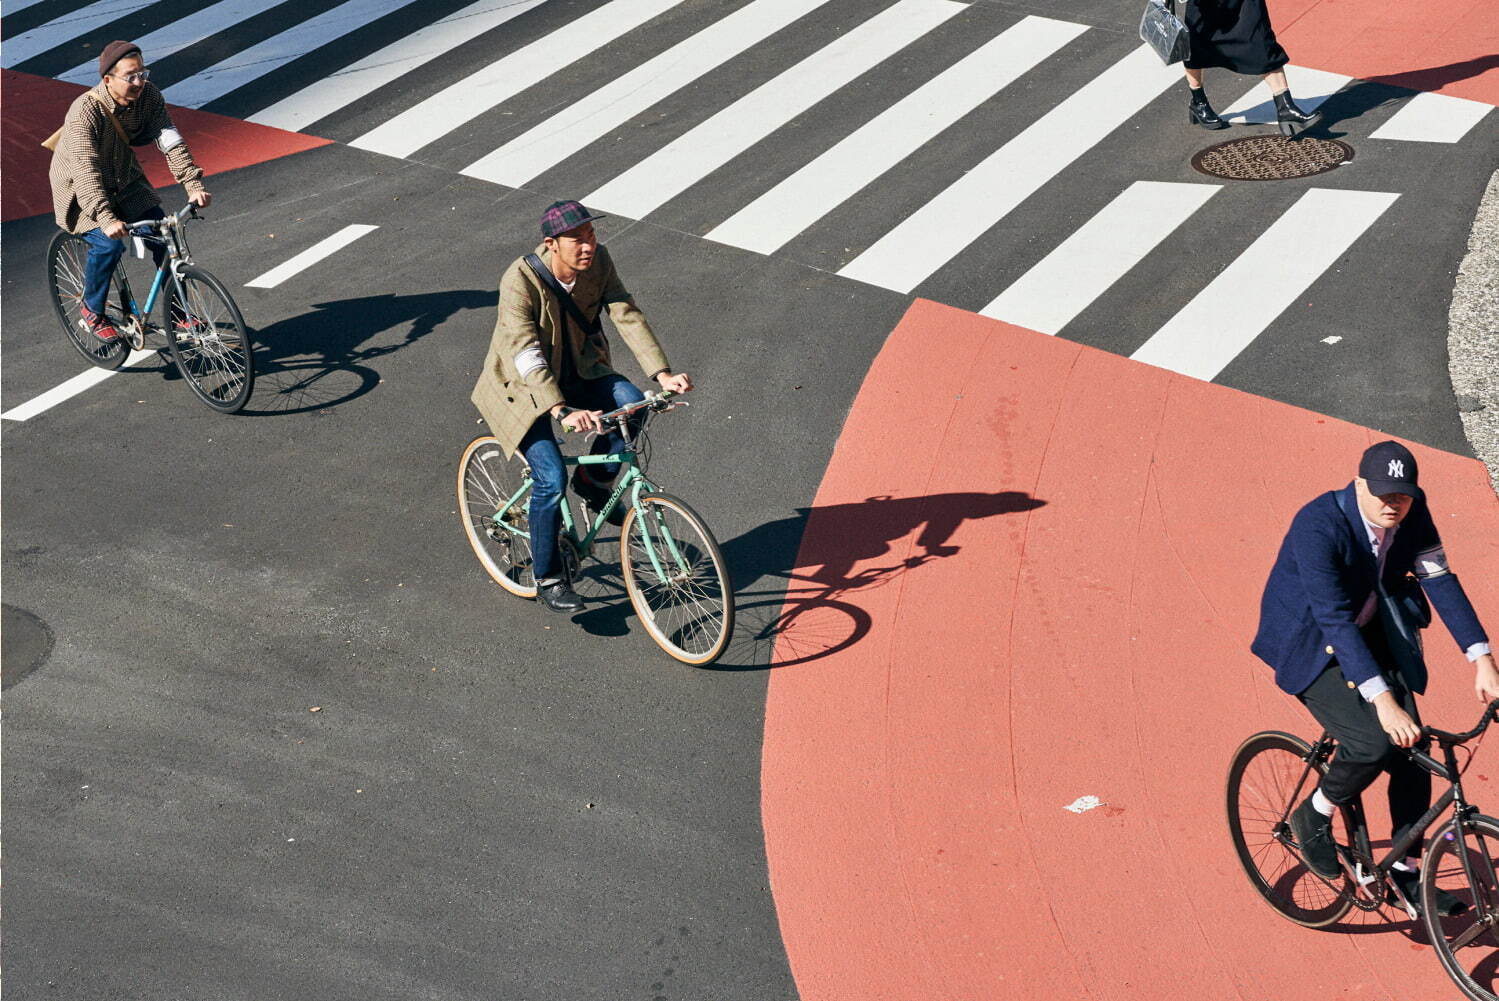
[560,390,684,432]
[124,202,199,237]
[1423,699,1499,745]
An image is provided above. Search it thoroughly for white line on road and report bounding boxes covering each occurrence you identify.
[3,0,158,68]
[161,0,427,109]
[5,0,56,12]
[350,0,684,160]
[981,180,1220,335]
[462,0,839,188]
[838,43,1181,294]
[244,224,378,289]
[247,0,547,132]
[1129,188,1399,381]
[1217,65,1350,124]
[705,15,1088,256]
[57,0,290,84]
[1371,90,1493,142]
[585,0,965,220]
[2,349,158,423]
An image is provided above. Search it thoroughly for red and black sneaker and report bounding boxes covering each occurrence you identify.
[79,304,119,342]
[172,314,209,336]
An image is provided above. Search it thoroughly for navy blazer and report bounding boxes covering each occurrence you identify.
[1251,483,1488,695]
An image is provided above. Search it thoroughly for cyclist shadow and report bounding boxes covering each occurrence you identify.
[238,289,492,416]
[569,490,1046,667]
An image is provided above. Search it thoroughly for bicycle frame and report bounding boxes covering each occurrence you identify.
[116,206,195,331]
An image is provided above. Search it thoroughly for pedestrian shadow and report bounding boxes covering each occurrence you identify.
[1299,55,1499,137]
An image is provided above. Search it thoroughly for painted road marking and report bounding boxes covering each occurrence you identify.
[56,0,287,85]
[838,44,1180,294]
[1371,90,1493,142]
[2,0,159,68]
[705,15,1088,256]
[244,224,378,289]
[161,0,427,109]
[5,0,55,12]
[1,350,158,423]
[1217,65,1350,124]
[247,0,547,132]
[1130,188,1399,381]
[350,0,684,160]
[981,180,1220,335]
[585,0,964,220]
[462,0,839,189]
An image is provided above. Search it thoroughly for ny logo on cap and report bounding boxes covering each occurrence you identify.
[1388,459,1405,478]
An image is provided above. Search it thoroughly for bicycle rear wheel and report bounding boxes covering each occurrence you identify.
[163,264,254,413]
[621,493,733,666]
[46,230,130,370]
[1423,814,1499,1000]
[1226,730,1354,927]
[458,435,538,599]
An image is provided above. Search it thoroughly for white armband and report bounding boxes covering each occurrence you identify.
[1413,545,1450,579]
[155,127,184,153]
[514,344,547,379]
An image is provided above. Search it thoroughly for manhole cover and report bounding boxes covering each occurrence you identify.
[1191,134,1354,181]
[3,603,54,690]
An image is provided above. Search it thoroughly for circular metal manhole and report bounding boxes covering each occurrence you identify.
[3,603,55,690]
[1191,134,1354,181]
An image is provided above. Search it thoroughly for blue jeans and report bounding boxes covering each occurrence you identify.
[520,374,645,582]
[82,205,165,314]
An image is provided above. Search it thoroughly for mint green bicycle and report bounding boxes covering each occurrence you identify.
[458,391,734,665]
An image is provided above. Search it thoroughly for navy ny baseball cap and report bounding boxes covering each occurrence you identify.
[1359,440,1423,499]
[540,200,605,238]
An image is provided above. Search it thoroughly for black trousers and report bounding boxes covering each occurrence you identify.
[1297,623,1431,855]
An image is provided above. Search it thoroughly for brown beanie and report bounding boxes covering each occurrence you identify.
[98,40,141,78]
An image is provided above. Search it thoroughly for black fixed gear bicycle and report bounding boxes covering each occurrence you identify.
[1227,700,1499,1000]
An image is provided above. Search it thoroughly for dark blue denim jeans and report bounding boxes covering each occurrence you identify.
[519,374,646,582]
[82,205,165,314]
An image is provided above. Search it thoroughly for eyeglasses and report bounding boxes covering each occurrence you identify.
[111,69,150,84]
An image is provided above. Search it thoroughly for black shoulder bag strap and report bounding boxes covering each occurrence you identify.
[524,253,601,335]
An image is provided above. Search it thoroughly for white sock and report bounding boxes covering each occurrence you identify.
[1393,857,1420,873]
[1311,788,1336,817]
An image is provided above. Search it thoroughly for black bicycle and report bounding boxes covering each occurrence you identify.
[45,201,254,413]
[1227,699,1499,999]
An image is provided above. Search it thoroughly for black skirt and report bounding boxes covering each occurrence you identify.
[1184,0,1290,75]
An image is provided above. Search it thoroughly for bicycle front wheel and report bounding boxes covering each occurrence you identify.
[621,493,733,666]
[163,264,254,413]
[1226,730,1354,927]
[1423,814,1499,1000]
[46,230,130,370]
[458,435,538,599]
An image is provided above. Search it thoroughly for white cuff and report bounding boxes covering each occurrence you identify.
[1358,675,1393,702]
[1467,642,1493,662]
[514,345,547,379]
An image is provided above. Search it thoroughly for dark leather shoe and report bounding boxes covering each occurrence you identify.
[572,469,625,527]
[1290,797,1341,879]
[1389,866,1468,919]
[1274,90,1321,138]
[538,580,584,613]
[1189,97,1228,130]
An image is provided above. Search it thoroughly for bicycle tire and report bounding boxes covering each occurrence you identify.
[458,435,538,599]
[163,264,254,413]
[46,230,130,370]
[620,492,733,666]
[1226,730,1354,927]
[1422,813,1499,1000]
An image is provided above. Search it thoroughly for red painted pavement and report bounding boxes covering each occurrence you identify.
[762,299,1499,1000]
[1269,0,1498,105]
[1,70,330,223]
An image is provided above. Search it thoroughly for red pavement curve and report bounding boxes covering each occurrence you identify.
[762,299,1499,1001]
[1,70,330,223]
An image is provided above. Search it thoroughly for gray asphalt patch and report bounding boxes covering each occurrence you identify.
[1449,167,1499,497]
[2,602,55,689]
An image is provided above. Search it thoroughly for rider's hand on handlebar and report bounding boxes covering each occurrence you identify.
[1375,693,1423,748]
[556,406,604,434]
[189,189,212,209]
[656,371,692,394]
[103,219,128,240]
[1475,654,1499,704]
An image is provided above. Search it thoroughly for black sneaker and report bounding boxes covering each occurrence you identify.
[1290,797,1341,879]
[571,469,625,527]
[1389,866,1468,919]
[538,579,583,613]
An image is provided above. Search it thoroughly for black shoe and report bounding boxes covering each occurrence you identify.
[572,469,625,527]
[1290,797,1341,879]
[1274,90,1321,138]
[1188,97,1228,130]
[538,579,584,613]
[1389,866,1468,919]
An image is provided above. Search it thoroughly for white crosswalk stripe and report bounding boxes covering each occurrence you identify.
[3,0,158,68]
[349,0,686,160]
[982,180,1221,335]
[585,0,966,220]
[1217,65,1350,124]
[838,44,1181,294]
[1129,188,1400,381]
[55,0,290,85]
[705,14,1088,256]
[462,0,841,189]
[1372,90,1493,143]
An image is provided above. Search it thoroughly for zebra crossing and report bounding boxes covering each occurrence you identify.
[5,0,1495,385]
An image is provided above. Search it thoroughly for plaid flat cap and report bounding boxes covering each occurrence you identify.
[540,199,606,238]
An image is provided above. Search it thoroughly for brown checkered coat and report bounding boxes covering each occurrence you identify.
[49,80,204,234]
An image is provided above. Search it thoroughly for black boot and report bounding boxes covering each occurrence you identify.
[1290,796,1341,879]
[1274,90,1321,138]
[538,577,584,613]
[1188,87,1228,130]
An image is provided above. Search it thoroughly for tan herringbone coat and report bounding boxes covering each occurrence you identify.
[472,243,669,457]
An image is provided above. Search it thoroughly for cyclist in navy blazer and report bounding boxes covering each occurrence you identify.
[1251,441,1498,917]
